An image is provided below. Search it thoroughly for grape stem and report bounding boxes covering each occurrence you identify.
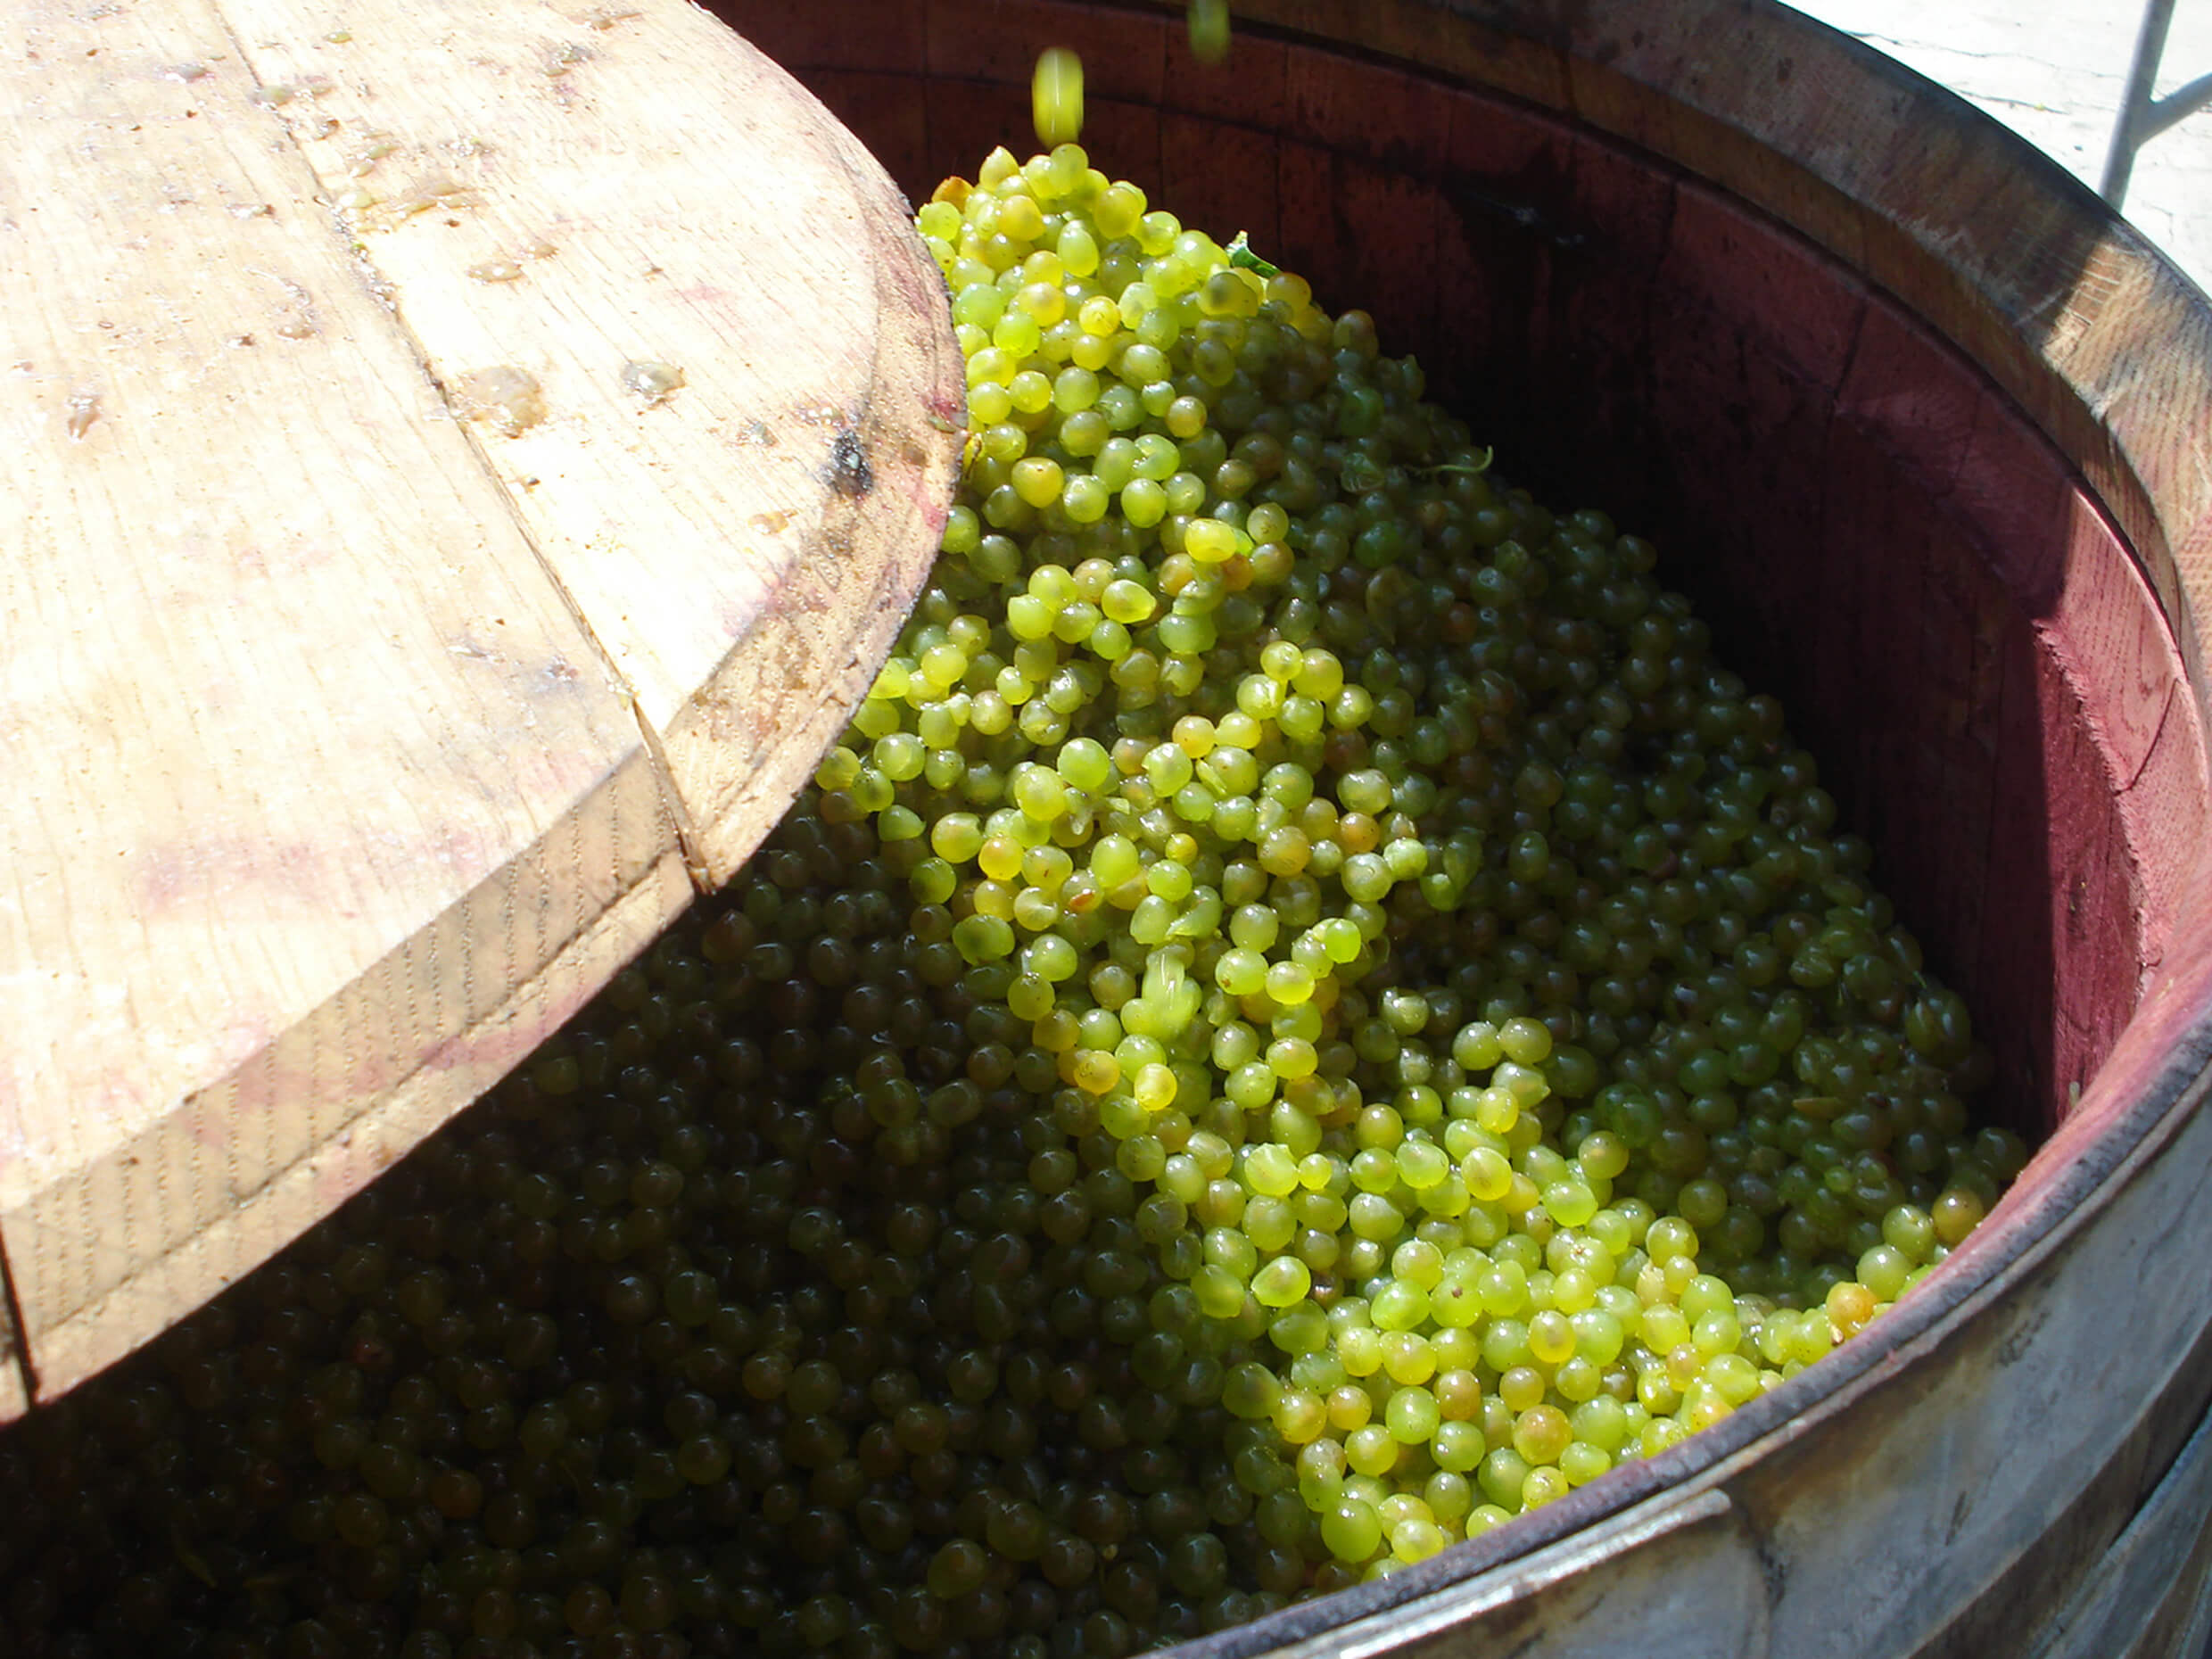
[1226,231,1280,277]
[1413,448,1495,478]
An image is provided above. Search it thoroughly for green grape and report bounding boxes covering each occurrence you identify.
[1321,1495,1382,1563]
[1189,0,1231,63]
[1032,49,1084,146]
[1384,1385,1441,1444]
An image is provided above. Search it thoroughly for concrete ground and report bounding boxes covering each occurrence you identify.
[1785,0,2212,297]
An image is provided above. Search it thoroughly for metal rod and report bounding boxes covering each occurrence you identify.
[2138,70,2212,146]
[2103,0,2180,207]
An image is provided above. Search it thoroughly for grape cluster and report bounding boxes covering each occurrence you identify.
[0,144,2022,1657]
[854,143,2020,1563]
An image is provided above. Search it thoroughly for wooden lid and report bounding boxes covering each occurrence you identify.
[0,0,961,1411]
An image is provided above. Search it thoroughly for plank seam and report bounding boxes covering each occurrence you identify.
[623,686,715,892]
[199,0,712,895]
[0,1224,37,1409]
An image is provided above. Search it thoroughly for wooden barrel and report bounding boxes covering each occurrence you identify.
[708,0,2212,1653]
[0,1,961,1409]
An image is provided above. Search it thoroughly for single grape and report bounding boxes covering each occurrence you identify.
[1032,48,1084,146]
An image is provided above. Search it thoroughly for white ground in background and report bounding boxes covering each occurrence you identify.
[1785,0,2212,298]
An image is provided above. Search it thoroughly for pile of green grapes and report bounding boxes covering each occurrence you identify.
[0,144,2023,1659]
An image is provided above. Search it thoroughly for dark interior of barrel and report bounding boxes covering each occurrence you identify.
[714,0,2205,1150]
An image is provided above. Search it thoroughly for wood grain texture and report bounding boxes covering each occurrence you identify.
[0,0,959,1407]
[214,0,962,885]
[2025,1392,2212,1658]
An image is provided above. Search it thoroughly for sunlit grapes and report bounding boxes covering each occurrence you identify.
[891,140,2019,1573]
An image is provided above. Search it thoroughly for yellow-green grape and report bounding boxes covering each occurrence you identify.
[1189,0,1231,62]
[1032,46,1084,146]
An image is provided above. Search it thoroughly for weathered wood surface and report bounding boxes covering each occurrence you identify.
[703,1,2212,1654]
[2029,1386,2212,1659]
[0,0,960,1408]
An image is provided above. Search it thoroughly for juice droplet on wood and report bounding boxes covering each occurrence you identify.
[458,367,546,436]
[64,390,101,442]
[621,360,683,406]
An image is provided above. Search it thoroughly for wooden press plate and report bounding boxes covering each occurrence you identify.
[0,0,962,1415]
